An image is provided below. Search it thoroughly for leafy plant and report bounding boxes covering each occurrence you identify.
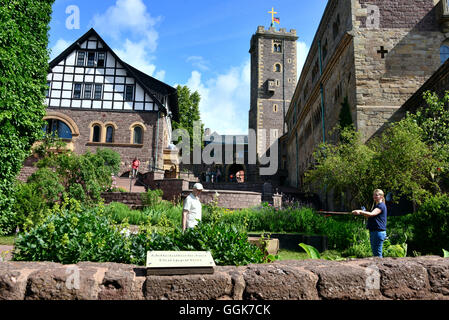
[13,198,133,264]
[299,243,321,259]
[443,249,449,258]
[411,194,449,255]
[141,189,163,207]
[0,0,54,235]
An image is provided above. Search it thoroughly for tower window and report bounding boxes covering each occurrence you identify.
[275,63,282,72]
[273,104,279,113]
[273,43,282,53]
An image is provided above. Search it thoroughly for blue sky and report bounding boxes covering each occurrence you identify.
[49,0,328,134]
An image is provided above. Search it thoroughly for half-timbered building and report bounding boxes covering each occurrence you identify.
[38,28,179,176]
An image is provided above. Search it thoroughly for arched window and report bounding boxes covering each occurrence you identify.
[43,119,72,139]
[133,126,143,144]
[441,45,449,64]
[92,125,101,142]
[106,126,114,143]
[275,63,281,72]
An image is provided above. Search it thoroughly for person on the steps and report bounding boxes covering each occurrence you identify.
[131,157,140,178]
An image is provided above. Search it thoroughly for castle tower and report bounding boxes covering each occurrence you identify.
[249,25,298,158]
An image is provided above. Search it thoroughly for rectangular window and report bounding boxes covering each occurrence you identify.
[94,84,103,100]
[77,52,85,66]
[45,82,51,98]
[73,83,82,99]
[87,52,96,67]
[125,85,134,101]
[97,52,105,67]
[84,84,93,99]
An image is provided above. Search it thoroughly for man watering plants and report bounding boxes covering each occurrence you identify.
[352,189,388,258]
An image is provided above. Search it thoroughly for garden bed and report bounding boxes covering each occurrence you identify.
[248,232,328,252]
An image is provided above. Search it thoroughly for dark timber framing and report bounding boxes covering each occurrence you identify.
[46,28,179,122]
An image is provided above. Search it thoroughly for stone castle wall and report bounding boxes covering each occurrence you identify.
[1,257,448,300]
[353,0,444,140]
[30,109,168,177]
[285,0,446,189]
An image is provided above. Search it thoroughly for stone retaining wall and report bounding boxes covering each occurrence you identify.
[182,190,262,210]
[101,192,144,209]
[1,257,448,300]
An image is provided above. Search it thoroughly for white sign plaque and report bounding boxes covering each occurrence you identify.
[146,251,216,269]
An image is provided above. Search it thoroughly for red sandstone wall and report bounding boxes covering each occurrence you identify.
[1,257,448,300]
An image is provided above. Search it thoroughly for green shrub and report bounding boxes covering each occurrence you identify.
[141,189,163,207]
[383,240,407,258]
[14,198,262,266]
[96,148,121,175]
[12,183,51,231]
[103,202,149,225]
[411,194,449,255]
[141,201,182,226]
[341,233,372,258]
[13,199,132,264]
[203,206,368,251]
[35,149,121,203]
[131,221,264,266]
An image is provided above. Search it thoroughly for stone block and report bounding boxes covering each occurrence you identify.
[243,263,319,300]
[145,269,233,300]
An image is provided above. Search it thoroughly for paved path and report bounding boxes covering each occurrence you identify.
[0,245,13,262]
[115,177,146,193]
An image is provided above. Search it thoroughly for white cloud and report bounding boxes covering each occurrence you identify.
[185,60,250,135]
[50,39,71,60]
[91,0,165,78]
[91,0,160,52]
[186,56,210,71]
[297,40,309,78]
[114,39,163,78]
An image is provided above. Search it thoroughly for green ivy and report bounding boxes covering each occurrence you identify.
[0,0,54,234]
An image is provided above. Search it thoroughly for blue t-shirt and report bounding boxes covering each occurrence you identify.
[367,202,387,231]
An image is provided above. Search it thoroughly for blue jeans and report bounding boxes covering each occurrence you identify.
[370,231,387,257]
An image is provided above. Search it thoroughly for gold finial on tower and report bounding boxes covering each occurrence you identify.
[268,7,280,27]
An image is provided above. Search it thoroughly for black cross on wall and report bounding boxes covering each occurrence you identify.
[377,46,388,59]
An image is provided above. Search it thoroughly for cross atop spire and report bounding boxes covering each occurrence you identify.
[268,7,280,27]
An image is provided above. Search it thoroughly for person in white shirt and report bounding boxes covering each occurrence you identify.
[182,183,203,231]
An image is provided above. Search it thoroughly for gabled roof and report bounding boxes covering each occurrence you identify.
[49,28,179,122]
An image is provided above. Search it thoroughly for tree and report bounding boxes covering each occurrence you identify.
[172,85,204,153]
[0,0,54,235]
[305,119,439,208]
[407,91,449,191]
